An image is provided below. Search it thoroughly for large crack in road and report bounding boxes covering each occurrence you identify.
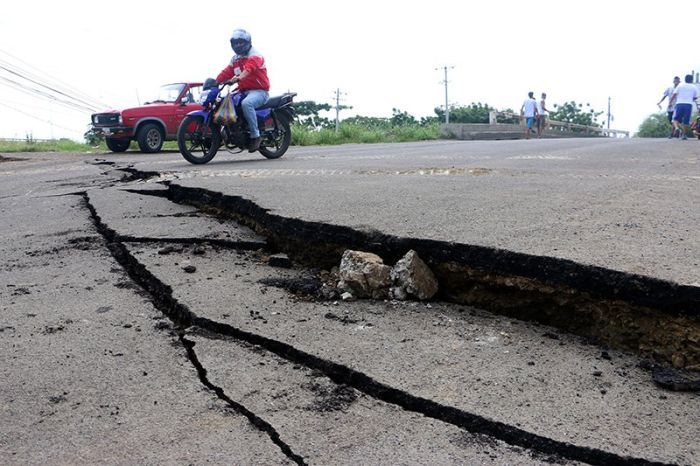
[126,171,699,371]
[78,168,696,465]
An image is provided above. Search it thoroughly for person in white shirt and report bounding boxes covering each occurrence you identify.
[520,92,539,140]
[669,74,698,140]
[657,76,680,131]
[536,92,552,138]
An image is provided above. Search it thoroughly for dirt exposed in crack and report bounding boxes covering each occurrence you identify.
[304,379,358,413]
[23,236,102,258]
[80,190,675,466]
[118,166,162,182]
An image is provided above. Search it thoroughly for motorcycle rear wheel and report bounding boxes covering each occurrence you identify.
[259,116,291,159]
[177,115,221,164]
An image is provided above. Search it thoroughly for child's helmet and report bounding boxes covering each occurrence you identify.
[203,78,217,90]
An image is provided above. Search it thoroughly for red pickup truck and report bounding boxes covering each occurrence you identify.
[91,82,204,153]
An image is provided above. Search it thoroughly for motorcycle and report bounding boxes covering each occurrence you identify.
[177,82,296,164]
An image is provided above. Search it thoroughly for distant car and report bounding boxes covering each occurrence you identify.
[91,82,204,153]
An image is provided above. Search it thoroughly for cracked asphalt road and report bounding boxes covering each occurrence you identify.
[0,140,698,465]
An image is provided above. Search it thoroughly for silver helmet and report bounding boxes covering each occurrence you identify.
[230,29,252,56]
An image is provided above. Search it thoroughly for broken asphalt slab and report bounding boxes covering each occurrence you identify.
[88,186,266,249]
[122,241,699,465]
[187,328,569,465]
[0,193,289,464]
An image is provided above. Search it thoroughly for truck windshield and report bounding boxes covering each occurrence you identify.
[147,84,185,103]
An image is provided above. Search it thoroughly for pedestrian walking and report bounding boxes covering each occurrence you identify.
[536,92,552,138]
[520,92,539,140]
[669,74,697,140]
[657,76,681,138]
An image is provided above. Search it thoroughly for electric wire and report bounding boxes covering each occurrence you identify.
[0,49,111,108]
[0,75,97,113]
[0,101,84,135]
[0,60,106,110]
[0,64,101,112]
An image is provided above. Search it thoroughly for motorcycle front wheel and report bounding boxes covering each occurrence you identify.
[259,116,291,159]
[177,115,221,164]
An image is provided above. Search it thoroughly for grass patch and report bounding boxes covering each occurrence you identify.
[1,123,442,154]
[0,139,102,153]
[291,123,440,146]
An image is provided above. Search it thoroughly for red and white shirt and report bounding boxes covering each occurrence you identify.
[216,47,270,92]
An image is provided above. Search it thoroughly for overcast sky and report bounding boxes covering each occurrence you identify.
[0,1,694,140]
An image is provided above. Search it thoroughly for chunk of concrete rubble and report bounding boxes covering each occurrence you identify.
[390,250,438,300]
[337,250,392,299]
[337,249,439,301]
[340,292,355,301]
[180,260,196,273]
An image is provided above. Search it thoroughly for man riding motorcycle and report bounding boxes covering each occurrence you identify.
[214,28,270,152]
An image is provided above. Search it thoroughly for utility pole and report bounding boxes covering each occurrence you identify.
[607,96,611,131]
[333,88,351,133]
[435,65,454,124]
[335,88,341,133]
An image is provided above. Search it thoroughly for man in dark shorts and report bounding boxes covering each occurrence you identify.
[669,74,698,140]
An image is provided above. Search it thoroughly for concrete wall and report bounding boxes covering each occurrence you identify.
[441,123,600,140]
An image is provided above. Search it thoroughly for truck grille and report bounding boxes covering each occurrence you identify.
[93,113,120,125]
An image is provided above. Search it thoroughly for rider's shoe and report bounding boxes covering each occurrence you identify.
[248,137,262,152]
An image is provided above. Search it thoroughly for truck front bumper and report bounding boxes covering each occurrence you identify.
[92,125,134,138]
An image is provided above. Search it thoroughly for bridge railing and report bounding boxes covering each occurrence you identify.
[488,111,630,138]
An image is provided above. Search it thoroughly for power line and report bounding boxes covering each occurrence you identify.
[0,75,96,113]
[0,57,106,110]
[0,49,110,108]
[0,64,101,112]
[0,101,84,135]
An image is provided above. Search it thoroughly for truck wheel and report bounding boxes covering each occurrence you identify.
[136,123,164,153]
[105,138,130,152]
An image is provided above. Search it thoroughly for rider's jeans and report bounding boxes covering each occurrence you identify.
[241,90,269,138]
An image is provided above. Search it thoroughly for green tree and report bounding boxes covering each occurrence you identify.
[342,115,391,129]
[292,100,332,128]
[390,108,417,126]
[419,115,439,126]
[636,113,672,137]
[434,102,495,123]
[549,101,603,127]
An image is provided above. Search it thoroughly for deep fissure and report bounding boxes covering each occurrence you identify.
[127,178,700,370]
[82,190,674,466]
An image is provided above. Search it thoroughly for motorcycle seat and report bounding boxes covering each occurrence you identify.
[258,92,297,110]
